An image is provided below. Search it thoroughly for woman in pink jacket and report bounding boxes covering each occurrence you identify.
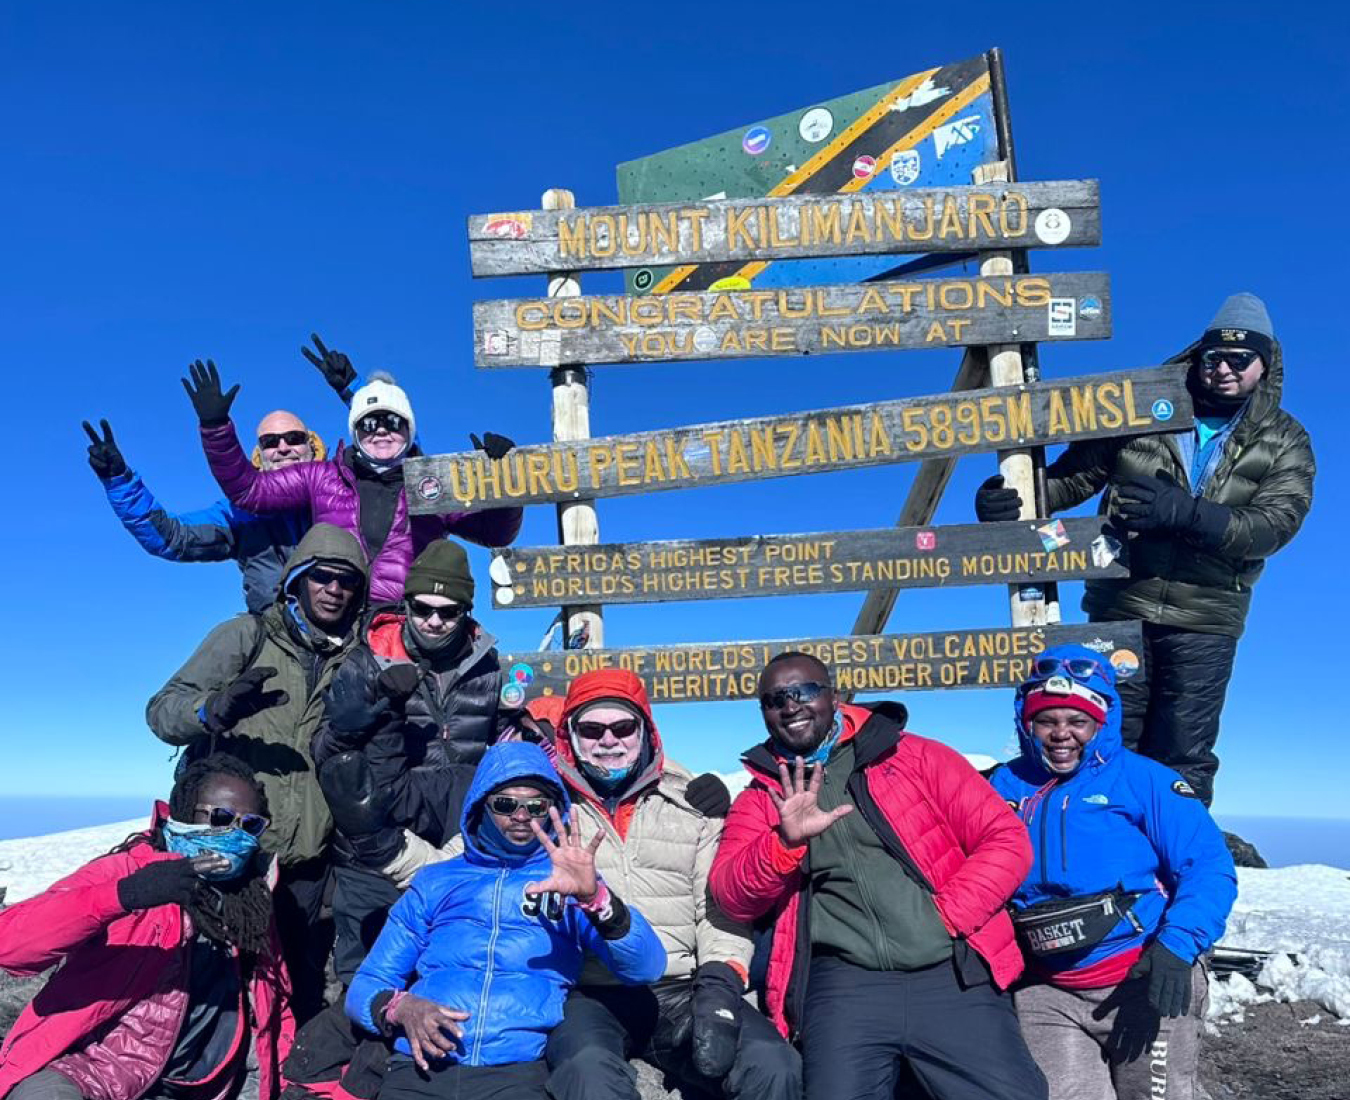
[0,755,294,1100]
[183,360,522,605]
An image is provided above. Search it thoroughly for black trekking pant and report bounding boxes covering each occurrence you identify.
[331,863,402,984]
[380,1055,548,1100]
[1115,624,1238,807]
[545,982,800,1100]
[800,956,1047,1100]
[275,855,335,1024]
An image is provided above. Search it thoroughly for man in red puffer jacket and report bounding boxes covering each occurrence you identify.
[709,652,1047,1100]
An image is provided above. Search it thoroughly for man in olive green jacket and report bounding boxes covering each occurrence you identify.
[147,522,370,1021]
[975,293,1314,806]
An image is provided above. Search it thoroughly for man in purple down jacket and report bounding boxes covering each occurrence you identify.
[182,359,522,605]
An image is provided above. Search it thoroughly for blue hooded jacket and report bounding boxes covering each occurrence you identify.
[345,741,666,1066]
[989,644,1236,972]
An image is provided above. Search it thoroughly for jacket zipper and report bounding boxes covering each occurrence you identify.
[470,869,507,1065]
[1060,795,1070,874]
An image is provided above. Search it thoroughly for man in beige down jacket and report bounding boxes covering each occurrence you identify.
[378,668,801,1100]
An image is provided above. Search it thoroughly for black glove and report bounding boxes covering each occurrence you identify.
[318,751,404,867]
[181,359,240,426]
[974,474,1023,523]
[301,333,357,399]
[1128,941,1193,1018]
[202,667,289,735]
[323,670,394,745]
[470,432,515,460]
[82,419,127,479]
[116,858,202,911]
[1113,474,1198,534]
[686,773,732,818]
[376,663,421,706]
[689,961,743,1079]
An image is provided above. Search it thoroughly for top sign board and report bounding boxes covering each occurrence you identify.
[616,52,1001,294]
[468,181,1100,277]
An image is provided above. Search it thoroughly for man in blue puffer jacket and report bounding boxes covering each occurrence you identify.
[345,741,666,1100]
[989,644,1236,1100]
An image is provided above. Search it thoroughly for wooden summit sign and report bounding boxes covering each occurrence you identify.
[406,366,1190,515]
[489,517,1126,608]
[474,272,1110,368]
[468,181,1100,276]
[496,621,1144,704]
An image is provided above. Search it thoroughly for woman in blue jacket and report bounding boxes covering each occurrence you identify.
[989,644,1236,1100]
[346,740,665,1100]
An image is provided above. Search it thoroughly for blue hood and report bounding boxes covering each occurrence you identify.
[460,741,570,867]
[1013,644,1123,780]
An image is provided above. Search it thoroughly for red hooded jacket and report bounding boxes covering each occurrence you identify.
[708,702,1030,1038]
[0,807,294,1100]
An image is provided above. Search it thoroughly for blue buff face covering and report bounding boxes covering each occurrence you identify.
[772,711,843,766]
[161,819,260,881]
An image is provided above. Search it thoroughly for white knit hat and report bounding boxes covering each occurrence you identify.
[348,371,416,441]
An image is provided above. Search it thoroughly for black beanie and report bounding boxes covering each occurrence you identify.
[405,540,474,606]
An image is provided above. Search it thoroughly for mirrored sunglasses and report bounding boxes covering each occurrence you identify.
[759,681,829,710]
[571,717,642,740]
[194,805,270,836]
[487,794,554,818]
[258,430,309,449]
[356,412,408,435]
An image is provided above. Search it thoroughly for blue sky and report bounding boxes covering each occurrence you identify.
[3,1,1344,820]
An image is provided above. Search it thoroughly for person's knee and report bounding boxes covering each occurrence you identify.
[728,1035,801,1099]
[548,1041,633,1085]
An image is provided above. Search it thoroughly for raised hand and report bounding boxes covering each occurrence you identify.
[202,666,289,734]
[181,359,239,426]
[770,757,852,847]
[388,993,470,1071]
[470,431,515,460]
[527,806,604,903]
[975,474,1023,523]
[82,419,127,479]
[301,333,357,397]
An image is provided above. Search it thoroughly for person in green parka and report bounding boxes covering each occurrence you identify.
[147,521,370,1023]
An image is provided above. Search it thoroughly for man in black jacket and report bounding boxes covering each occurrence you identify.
[975,293,1314,805]
[311,538,523,980]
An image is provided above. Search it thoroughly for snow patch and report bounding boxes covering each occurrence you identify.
[0,818,144,903]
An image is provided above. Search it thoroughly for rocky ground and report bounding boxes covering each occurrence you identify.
[3,973,1345,1099]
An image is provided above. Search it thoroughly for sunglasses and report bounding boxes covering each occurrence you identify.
[571,717,642,740]
[258,430,308,450]
[356,412,408,435]
[409,598,465,622]
[309,567,361,591]
[194,805,270,836]
[1199,348,1259,373]
[487,794,554,818]
[1016,657,1104,696]
[759,681,830,710]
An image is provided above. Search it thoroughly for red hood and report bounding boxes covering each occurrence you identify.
[544,669,665,800]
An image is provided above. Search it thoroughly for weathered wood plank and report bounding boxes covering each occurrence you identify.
[488,517,1126,609]
[474,272,1111,368]
[468,180,1100,277]
[405,366,1191,515]
[494,621,1145,706]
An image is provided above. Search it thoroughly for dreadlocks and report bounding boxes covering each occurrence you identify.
[116,753,276,956]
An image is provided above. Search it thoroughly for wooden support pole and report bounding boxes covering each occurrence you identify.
[542,188,603,648]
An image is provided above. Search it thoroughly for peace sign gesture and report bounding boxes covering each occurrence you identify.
[769,756,853,847]
[526,806,604,903]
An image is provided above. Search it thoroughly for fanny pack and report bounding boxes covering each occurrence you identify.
[1011,888,1145,957]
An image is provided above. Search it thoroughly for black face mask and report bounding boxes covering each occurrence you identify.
[404,613,470,660]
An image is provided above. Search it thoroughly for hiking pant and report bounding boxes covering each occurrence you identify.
[275,855,335,1024]
[799,956,1047,1100]
[545,982,800,1100]
[380,1055,548,1100]
[9,1071,83,1100]
[1115,624,1238,807]
[331,863,402,984]
[1014,967,1209,1100]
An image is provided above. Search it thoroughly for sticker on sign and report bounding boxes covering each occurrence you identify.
[1047,298,1076,337]
[852,155,877,179]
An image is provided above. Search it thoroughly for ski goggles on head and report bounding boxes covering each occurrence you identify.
[355,411,408,435]
[570,717,643,741]
[193,805,270,837]
[486,794,555,818]
[759,681,829,710]
[1199,347,1260,373]
[258,430,308,449]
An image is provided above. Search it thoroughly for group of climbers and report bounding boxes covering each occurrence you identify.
[0,291,1311,1100]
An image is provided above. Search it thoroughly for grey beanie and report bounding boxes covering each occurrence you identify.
[1198,292,1274,362]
